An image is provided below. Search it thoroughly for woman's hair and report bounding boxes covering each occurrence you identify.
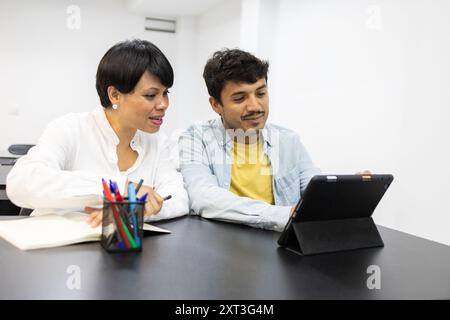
[96,39,173,108]
[203,48,269,104]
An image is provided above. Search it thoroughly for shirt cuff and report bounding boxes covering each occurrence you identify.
[263,206,291,232]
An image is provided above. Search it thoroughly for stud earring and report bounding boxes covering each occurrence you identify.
[112,104,118,110]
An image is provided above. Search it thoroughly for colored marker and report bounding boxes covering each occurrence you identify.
[128,182,140,247]
[109,180,115,196]
[112,181,124,202]
[139,192,149,202]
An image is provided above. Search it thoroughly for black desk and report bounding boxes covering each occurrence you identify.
[0,215,449,299]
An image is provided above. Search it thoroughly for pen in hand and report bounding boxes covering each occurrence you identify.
[139,193,172,218]
[139,193,171,202]
[133,178,170,202]
[135,179,144,194]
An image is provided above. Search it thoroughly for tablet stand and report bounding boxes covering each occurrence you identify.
[282,217,384,255]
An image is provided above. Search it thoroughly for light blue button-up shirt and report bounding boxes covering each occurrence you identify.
[178,118,321,231]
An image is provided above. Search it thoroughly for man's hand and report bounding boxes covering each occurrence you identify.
[356,170,372,175]
[290,206,296,217]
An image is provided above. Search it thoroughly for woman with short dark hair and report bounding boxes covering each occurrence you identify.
[7,39,189,227]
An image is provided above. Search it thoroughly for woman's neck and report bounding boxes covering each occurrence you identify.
[105,108,136,149]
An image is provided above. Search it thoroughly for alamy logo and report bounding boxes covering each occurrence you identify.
[366,265,381,290]
[66,5,81,30]
[366,5,383,31]
[66,265,81,290]
[178,127,281,175]
[366,5,382,30]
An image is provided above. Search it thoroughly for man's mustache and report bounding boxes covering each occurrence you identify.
[241,111,265,120]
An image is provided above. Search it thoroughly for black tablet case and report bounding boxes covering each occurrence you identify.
[278,174,393,255]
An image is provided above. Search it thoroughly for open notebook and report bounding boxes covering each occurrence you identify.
[0,212,171,250]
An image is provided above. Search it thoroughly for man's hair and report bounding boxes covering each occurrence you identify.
[96,39,173,108]
[203,48,269,104]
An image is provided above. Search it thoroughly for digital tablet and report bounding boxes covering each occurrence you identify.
[278,174,394,251]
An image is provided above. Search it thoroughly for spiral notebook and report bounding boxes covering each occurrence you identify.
[0,212,170,250]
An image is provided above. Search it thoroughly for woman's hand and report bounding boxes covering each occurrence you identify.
[125,182,164,218]
[135,184,164,218]
[85,206,103,228]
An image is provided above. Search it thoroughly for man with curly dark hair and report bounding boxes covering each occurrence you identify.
[178,48,321,232]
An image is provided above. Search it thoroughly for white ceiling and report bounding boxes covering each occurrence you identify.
[126,0,228,17]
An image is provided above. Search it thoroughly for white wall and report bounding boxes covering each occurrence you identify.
[193,0,242,124]
[161,0,243,138]
[267,0,450,245]
[0,0,242,149]
[0,0,179,151]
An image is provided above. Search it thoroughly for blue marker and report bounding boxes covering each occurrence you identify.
[128,182,140,247]
[109,180,115,194]
[139,192,149,202]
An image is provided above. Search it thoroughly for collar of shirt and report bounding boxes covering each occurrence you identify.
[92,105,144,174]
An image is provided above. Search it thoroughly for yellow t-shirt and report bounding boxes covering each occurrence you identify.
[230,140,275,205]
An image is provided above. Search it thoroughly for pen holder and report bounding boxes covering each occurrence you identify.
[101,199,145,253]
